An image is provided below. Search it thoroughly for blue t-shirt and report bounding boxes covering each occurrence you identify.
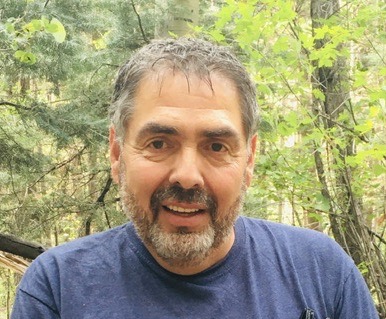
[12,217,379,318]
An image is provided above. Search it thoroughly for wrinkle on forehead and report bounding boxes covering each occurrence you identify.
[150,56,215,92]
[142,68,217,98]
[131,69,246,141]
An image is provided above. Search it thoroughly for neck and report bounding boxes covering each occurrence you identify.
[147,229,235,276]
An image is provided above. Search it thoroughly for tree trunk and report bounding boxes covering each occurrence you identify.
[155,0,199,38]
[310,0,386,315]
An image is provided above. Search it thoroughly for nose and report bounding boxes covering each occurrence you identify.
[168,147,204,189]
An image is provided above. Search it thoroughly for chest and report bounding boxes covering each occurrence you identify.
[58,265,326,319]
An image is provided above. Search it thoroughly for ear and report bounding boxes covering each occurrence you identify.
[109,126,121,184]
[245,134,257,188]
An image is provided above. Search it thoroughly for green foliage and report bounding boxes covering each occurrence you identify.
[2,13,66,65]
[0,0,385,314]
[208,1,386,310]
[0,0,161,249]
[207,0,386,230]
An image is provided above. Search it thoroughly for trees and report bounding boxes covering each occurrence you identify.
[155,0,200,37]
[0,1,151,313]
[310,0,386,309]
[0,0,385,315]
[1,0,117,245]
[209,0,386,315]
[1,0,204,253]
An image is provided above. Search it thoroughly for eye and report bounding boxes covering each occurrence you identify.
[210,143,226,152]
[150,140,165,149]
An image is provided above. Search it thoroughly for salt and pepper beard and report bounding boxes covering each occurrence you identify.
[119,162,246,268]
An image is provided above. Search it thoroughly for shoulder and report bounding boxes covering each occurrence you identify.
[21,223,131,283]
[42,224,128,259]
[237,217,378,318]
[238,216,355,272]
[241,216,342,247]
[17,223,134,311]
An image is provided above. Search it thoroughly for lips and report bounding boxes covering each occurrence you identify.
[159,203,208,229]
[166,205,201,213]
[151,185,216,222]
[163,204,205,216]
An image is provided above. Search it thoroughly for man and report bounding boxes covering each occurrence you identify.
[12,38,378,318]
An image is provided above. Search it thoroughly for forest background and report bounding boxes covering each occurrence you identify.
[0,0,385,317]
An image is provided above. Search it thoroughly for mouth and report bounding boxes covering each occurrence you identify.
[157,202,210,229]
[163,204,205,216]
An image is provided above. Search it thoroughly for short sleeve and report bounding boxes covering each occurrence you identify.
[11,252,61,319]
[11,288,60,319]
[335,265,379,318]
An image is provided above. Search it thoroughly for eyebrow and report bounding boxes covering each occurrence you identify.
[202,127,240,140]
[136,123,178,142]
[135,123,241,147]
[202,127,242,150]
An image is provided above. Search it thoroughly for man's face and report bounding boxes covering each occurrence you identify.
[110,71,256,270]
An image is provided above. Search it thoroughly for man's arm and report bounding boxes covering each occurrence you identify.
[12,288,60,319]
[336,265,379,318]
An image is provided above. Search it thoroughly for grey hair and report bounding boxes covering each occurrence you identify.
[109,38,259,144]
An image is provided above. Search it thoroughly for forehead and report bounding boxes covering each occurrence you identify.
[135,70,241,111]
[126,71,245,139]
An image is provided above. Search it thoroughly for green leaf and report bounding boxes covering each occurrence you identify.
[379,67,386,76]
[273,36,290,54]
[23,19,43,33]
[209,29,225,43]
[312,88,325,102]
[277,122,296,136]
[41,16,50,27]
[31,19,43,31]
[257,84,272,95]
[286,111,299,128]
[354,120,373,133]
[373,164,386,177]
[357,262,369,275]
[92,31,111,50]
[46,18,66,43]
[45,22,59,33]
[314,25,330,40]
[315,193,330,212]
[353,70,367,88]
[308,212,324,223]
[369,106,380,117]
[345,155,360,167]
[299,33,313,50]
[14,50,37,64]
[5,22,15,34]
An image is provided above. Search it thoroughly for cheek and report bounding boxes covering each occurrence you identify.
[208,166,246,206]
[124,160,168,196]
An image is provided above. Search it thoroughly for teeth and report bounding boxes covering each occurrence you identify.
[167,205,200,213]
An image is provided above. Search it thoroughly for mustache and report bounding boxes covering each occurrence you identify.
[150,184,217,216]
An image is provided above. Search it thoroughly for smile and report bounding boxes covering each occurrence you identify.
[164,205,203,214]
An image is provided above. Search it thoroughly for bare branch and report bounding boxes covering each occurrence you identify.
[130,0,150,44]
[30,146,87,188]
[0,101,31,111]
[97,177,113,229]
